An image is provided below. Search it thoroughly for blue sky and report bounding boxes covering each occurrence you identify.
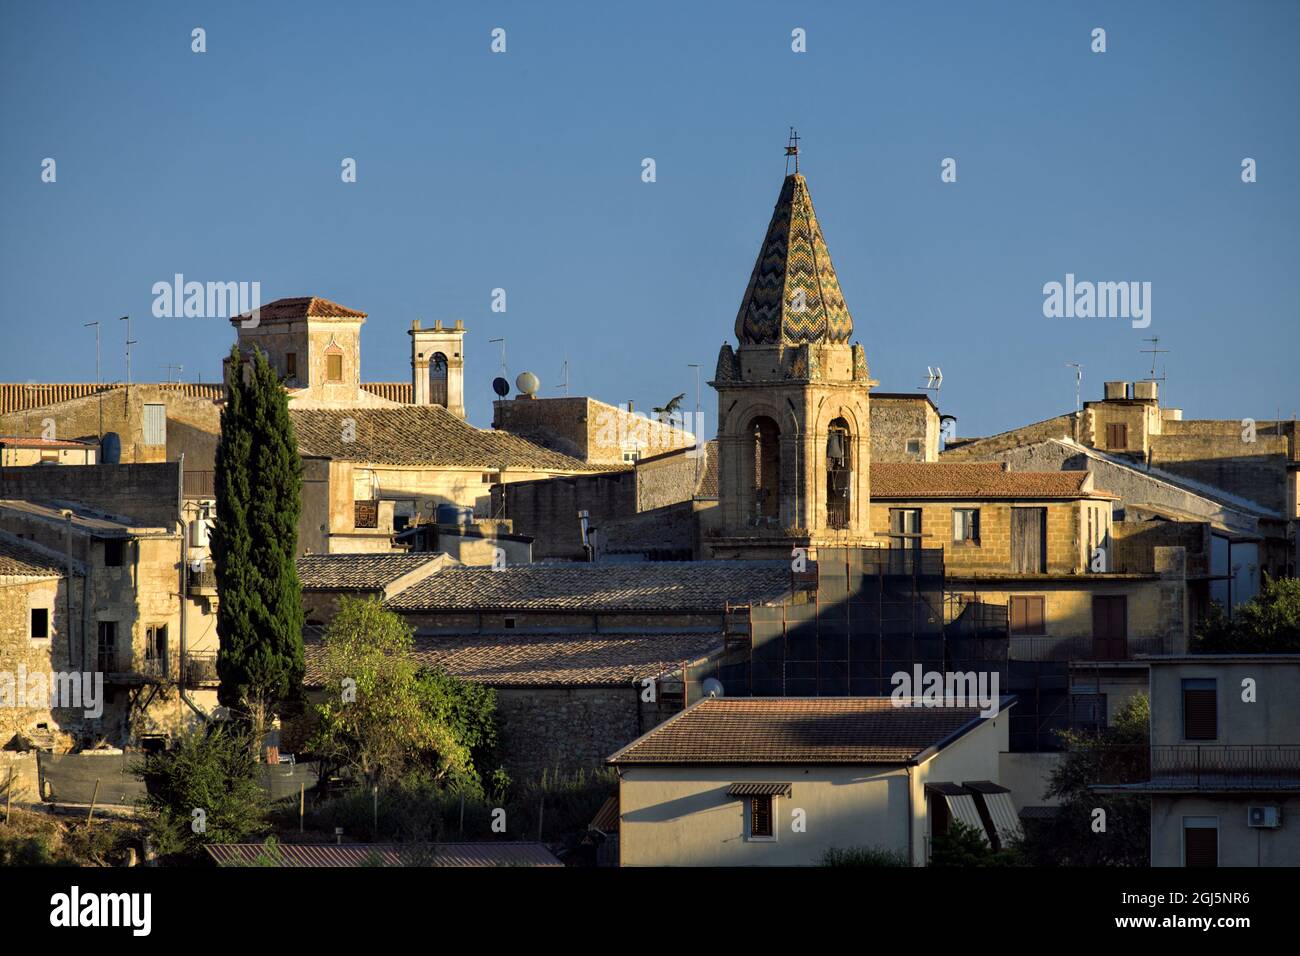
[2,1,1296,438]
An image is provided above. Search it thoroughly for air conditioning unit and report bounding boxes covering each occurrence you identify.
[1247,806,1282,829]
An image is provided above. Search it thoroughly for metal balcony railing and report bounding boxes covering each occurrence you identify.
[1008,633,1170,662]
[188,568,218,595]
[354,499,378,529]
[183,470,215,499]
[184,650,220,687]
[1091,745,1300,790]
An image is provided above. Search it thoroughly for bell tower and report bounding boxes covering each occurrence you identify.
[409,319,466,418]
[707,137,876,559]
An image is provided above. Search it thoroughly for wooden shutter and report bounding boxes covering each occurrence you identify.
[750,796,773,837]
[1106,422,1128,450]
[1009,596,1045,635]
[1011,508,1046,573]
[1184,826,1218,867]
[1183,681,1218,740]
[1091,595,1128,660]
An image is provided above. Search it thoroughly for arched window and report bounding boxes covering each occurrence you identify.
[430,352,448,408]
[749,416,781,521]
[826,417,852,529]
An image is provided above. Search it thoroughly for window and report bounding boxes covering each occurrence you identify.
[953,508,980,544]
[905,439,922,455]
[40,450,59,464]
[326,352,343,382]
[1182,678,1217,741]
[1105,422,1128,450]
[30,608,49,639]
[1091,595,1128,660]
[103,539,125,567]
[749,416,781,521]
[503,616,517,630]
[622,450,641,464]
[285,352,298,379]
[1071,693,1107,729]
[97,621,118,672]
[1009,596,1046,635]
[1183,817,1218,867]
[749,795,774,839]
[146,625,168,661]
[142,403,166,446]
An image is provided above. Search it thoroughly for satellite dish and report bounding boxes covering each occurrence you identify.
[492,377,510,397]
[702,677,725,699]
[515,371,540,397]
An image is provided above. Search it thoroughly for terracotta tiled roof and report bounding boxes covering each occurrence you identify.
[871,462,1110,499]
[0,436,96,449]
[608,697,1010,765]
[230,296,367,325]
[0,382,223,414]
[304,629,723,687]
[360,382,412,404]
[289,405,609,471]
[297,552,442,591]
[204,842,561,867]
[0,535,69,578]
[385,561,793,612]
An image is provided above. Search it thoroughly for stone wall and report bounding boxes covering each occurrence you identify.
[0,386,221,469]
[493,396,694,466]
[494,685,672,781]
[0,462,181,527]
[1149,433,1289,514]
[870,396,939,462]
[942,413,1079,459]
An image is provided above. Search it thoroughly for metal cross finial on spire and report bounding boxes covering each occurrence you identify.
[785,127,801,174]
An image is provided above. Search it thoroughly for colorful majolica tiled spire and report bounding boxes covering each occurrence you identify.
[733,168,854,347]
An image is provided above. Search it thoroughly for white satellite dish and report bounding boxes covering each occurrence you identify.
[702,677,725,699]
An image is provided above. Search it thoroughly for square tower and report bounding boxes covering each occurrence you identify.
[409,319,466,418]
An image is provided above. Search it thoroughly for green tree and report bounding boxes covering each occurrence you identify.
[135,724,268,860]
[212,346,305,742]
[1194,575,1300,653]
[1019,694,1150,867]
[309,597,489,789]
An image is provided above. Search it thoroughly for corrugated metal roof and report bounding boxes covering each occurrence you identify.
[204,842,562,867]
[943,793,989,841]
[589,795,620,833]
[726,782,792,798]
[964,780,1024,845]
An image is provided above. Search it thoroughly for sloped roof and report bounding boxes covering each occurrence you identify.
[734,173,853,346]
[230,296,367,326]
[608,697,1011,765]
[385,561,793,612]
[871,462,1111,499]
[304,629,723,687]
[296,552,443,591]
[0,382,224,415]
[289,405,608,470]
[0,535,69,578]
[204,842,561,867]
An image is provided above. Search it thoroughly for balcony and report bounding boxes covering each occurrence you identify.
[1009,633,1170,663]
[183,470,215,499]
[184,650,220,687]
[354,499,379,529]
[188,567,218,597]
[1093,745,1300,791]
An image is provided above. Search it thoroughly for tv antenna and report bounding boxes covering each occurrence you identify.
[1066,363,1083,412]
[119,315,136,387]
[557,355,570,396]
[920,366,943,396]
[161,364,183,383]
[1140,337,1168,383]
[488,337,507,373]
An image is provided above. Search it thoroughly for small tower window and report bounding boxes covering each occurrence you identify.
[430,352,449,407]
[748,417,781,522]
[826,418,852,530]
[326,352,343,383]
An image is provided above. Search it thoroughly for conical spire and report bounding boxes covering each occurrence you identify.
[733,172,854,346]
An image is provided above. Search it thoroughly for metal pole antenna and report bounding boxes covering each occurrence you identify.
[1066,363,1083,412]
[84,321,102,438]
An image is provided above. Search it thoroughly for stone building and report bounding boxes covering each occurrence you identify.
[493,395,695,466]
[0,462,219,750]
[288,405,607,556]
[0,436,98,466]
[297,551,448,624]
[706,169,876,559]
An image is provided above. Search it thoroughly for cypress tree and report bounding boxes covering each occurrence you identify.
[212,346,305,740]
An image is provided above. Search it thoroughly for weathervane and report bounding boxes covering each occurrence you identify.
[785,127,801,175]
